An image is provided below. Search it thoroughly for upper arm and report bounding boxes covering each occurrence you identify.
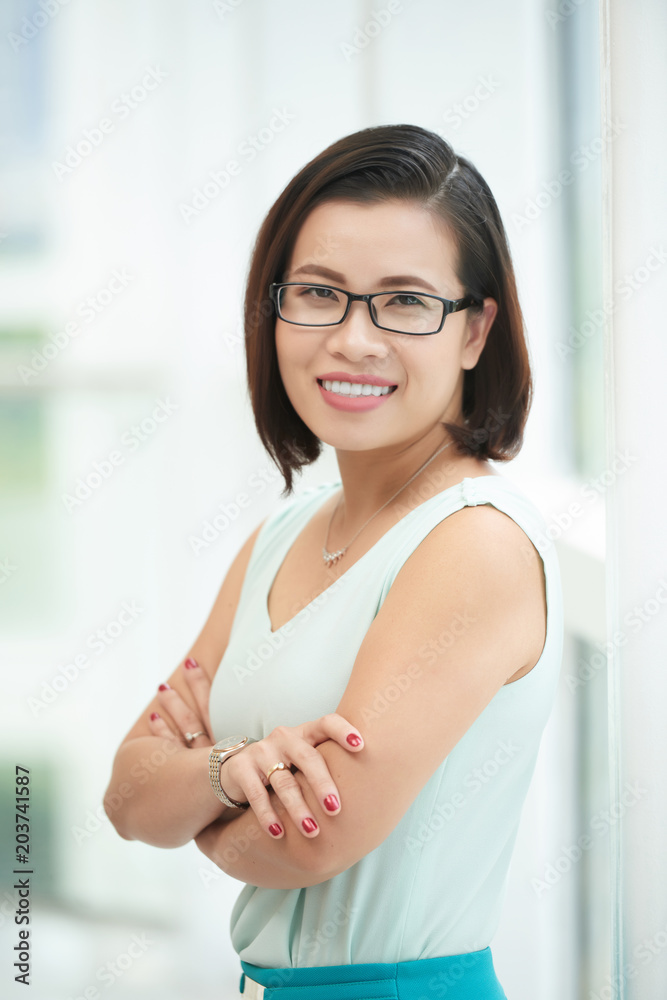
[114,516,268,748]
[277,505,547,880]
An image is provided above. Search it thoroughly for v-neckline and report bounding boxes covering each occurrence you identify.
[264,474,503,636]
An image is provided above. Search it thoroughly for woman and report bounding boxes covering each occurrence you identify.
[105,123,563,999]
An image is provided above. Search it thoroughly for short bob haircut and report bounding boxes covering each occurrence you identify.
[243,123,532,497]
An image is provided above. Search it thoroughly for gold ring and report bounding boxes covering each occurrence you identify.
[266,761,289,782]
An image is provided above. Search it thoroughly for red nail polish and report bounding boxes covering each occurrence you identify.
[158,683,170,691]
[302,817,318,833]
[150,712,160,721]
[324,795,339,812]
[269,823,282,837]
[184,657,198,669]
[346,733,362,747]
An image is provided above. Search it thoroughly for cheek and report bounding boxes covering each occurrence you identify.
[274,325,294,380]
[402,342,446,383]
[402,345,460,400]
[275,325,311,392]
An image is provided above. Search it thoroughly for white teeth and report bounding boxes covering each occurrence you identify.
[321,379,394,397]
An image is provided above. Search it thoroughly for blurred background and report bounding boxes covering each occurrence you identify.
[1,1,664,998]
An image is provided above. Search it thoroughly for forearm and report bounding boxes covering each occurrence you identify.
[195,771,335,889]
[104,736,230,848]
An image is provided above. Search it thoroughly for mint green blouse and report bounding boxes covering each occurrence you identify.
[208,474,564,967]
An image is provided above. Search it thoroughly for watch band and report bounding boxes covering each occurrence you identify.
[208,737,257,809]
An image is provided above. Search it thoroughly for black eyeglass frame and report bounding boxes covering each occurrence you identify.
[268,282,482,336]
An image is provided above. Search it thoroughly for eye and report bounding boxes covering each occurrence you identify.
[386,293,428,308]
[300,284,339,301]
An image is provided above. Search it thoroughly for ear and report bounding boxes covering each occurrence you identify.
[461,297,498,370]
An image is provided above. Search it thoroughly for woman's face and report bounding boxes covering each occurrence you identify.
[274,198,497,454]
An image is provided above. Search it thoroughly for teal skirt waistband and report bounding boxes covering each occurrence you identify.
[239,946,508,999]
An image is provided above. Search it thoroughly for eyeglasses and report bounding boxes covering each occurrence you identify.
[269,282,481,336]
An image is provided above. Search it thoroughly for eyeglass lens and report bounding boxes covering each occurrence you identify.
[277,284,444,334]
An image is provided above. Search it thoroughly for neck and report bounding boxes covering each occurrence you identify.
[331,429,492,531]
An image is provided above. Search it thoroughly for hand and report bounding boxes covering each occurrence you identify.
[215,715,365,840]
[147,656,213,749]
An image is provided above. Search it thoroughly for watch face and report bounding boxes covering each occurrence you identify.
[213,736,247,752]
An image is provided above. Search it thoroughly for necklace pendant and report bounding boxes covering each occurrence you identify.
[323,547,345,567]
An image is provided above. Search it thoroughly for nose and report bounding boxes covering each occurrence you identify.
[324,298,389,358]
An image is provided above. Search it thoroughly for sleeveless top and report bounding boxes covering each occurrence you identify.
[208,474,564,968]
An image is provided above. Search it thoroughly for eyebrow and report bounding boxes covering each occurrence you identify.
[288,264,439,293]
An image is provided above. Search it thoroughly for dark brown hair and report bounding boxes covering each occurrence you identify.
[243,123,532,497]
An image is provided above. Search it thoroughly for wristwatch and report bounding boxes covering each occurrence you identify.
[208,735,258,809]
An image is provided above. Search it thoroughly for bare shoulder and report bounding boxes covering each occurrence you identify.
[431,502,543,578]
[378,501,547,674]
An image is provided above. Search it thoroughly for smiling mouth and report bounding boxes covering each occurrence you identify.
[317,378,398,398]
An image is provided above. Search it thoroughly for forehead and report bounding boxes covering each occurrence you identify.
[287,199,460,285]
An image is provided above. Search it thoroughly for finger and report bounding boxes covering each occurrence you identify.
[181,657,214,738]
[225,752,321,839]
[279,740,343,816]
[220,758,285,841]
[155,683,210,747]
[147,710,181,743]
[264,767,321,837]
[302,713,364,752]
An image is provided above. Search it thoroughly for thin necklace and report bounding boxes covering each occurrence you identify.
[322,438,454,567]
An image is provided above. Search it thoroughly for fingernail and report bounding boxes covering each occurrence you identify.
[302,817,318,833]
[184,657,199,669]
[150,712,160,721]
[158,683,170,691]
[346,733,362,747]
[324,794,339,812]
[269,823,282,837]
